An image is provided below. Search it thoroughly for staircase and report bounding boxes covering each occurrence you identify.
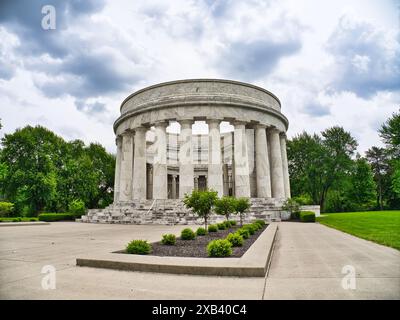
[78,198,287,225]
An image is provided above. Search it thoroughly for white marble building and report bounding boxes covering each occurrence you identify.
[113,79,291,202]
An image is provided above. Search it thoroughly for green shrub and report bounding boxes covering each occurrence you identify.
[208,224,218,232]
[216,222,226,230]
[300,211,316,222]
[29,218,36,221]
[69,199,86,216]
[229,220,237,226]
[207,239,232,257]
[0,202,14,217]
[196,227,207,236]
[38,213,75,222]
[223,220,231,228]
[181,228,196,240]
[126,240,152,254]
[243,224,256,235]
[226,232,244,247]
[161,234,176,245]
[254,219,266,227]
[237,228,250,239]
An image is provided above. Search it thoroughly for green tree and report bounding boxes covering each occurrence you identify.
[287,127,357,211]
[347,157,377,210]
[366,146,389,209]
[0,126,61,215]
[183,189,218,229]
[233,197,250,226]
[214,196,235,221]
[379,110,400,157]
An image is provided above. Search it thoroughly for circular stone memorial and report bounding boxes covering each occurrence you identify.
[83,79,292,224]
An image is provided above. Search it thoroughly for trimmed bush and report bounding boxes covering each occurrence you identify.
[207,239,232,257]
[161,234,176,245]
[69,199,86,216]
[251,222,260,230]
[226,232,244,247]
[237,228,250,239]
[196,227,207,236]
[254,219,266,227]
[0,202,14,217]
[38,213,75,222]
[208,224,218,232]
[126,240,152,254]
[181,228,196,240]
[223,220,231,228]
[300,211,316,222]
[229,220,237,226]
[216,222,226,230]
[242,224,256,235]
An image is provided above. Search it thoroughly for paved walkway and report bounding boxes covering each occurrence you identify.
[0,222,399,299]
[264,222,400,299]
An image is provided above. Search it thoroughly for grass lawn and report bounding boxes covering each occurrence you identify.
[317,211,400,250]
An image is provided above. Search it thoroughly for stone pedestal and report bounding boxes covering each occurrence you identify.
[153,122,168,199]
[255,125,272,198]
[179,120,194,198]
[280,133,291,198]
[207,120,224,196]
[119,132,134,201]
[113,136,122,202]
[268,128,285,198]
[234,122,251,197]
[132,127,147,200]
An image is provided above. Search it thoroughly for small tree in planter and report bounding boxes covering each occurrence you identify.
[214,196,235,221]
[282,198,300,220]
[233,197,250,227]
[183,189,218,230]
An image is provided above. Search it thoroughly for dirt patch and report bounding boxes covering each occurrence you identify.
[130,225,267,258]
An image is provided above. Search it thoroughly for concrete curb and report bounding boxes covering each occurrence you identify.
[76,223,278,277]
[0,222,50,227]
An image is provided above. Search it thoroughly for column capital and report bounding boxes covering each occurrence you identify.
[206,119,222,126]
[179,119,194,126]
[134,126,148,133]
[153,121,169,128]
[267,127,282,135]
[255,123,267,129]
[279,132,287,139]
[121,129,134,137]
[115,135,123,145]
[233,120,248,127]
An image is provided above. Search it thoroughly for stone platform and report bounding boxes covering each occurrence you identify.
[78,198,307,225]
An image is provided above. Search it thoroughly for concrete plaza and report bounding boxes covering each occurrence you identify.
[0,222,399,299]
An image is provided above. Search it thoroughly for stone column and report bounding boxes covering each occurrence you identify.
[153,122,168,199]
[178,120,194,198]
[268,128,285,198]
[119,131,134,202]
[132,126,147,200]
[233,121,251,198]
[255,124,272,198]
[113,136,123,203]
[171,175,177,199]
[194,175,199,190]
[280,133,291,198]
[207,119,224,196]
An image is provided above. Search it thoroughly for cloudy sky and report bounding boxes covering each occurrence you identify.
[0,0,399,154]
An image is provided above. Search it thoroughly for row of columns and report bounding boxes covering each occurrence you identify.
[113,120,290,202]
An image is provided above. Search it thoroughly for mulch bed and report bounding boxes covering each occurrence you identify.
[148,225,268,258]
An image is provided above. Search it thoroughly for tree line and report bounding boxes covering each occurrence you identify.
[287,111,400,212]
[0,125,115,216]
[0,111,398,216]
